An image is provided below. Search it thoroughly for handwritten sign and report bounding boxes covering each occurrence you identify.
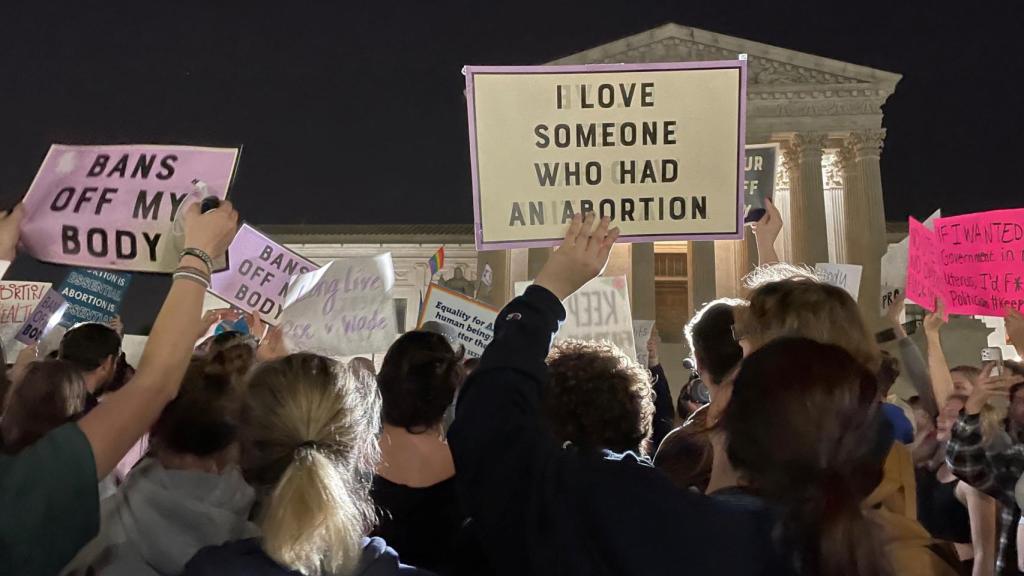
[211,224,318,322]
[880,209,940,314]
[20,144,239,272]
[632,320,655,368]
[906,217,946,313]
[515,276,636,361]
[15,288,68,345]
[815,263,863,301]
[0,281,51,351]
[56,268,132,327]
[744,145,777,223]
[466,61,746,249]
[418,283,498,358]
[278,255,397,357]
[934,209,1024,316]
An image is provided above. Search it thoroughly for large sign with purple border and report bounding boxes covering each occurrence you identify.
[464,60,747,250]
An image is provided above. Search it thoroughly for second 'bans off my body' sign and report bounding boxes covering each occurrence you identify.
[465,60,747,249]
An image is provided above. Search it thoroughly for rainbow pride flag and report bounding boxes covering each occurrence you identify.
[427,247,445,276]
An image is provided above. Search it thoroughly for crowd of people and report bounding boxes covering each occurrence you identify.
[2,197,1024,576]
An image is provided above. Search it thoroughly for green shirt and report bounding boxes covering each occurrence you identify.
[0,423,99,576]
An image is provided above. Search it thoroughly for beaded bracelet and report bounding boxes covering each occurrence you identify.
[179,247,214,272]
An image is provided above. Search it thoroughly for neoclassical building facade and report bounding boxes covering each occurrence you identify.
[218,24,905,355]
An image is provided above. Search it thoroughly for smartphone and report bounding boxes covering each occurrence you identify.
[981,346,1004,377]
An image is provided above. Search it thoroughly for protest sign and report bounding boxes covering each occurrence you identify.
[633,320,655,368]
[515,276,636,360]
[211,224,318,322]
[121,335,148,367]
[465,61,746,249]
[417,283,498,358]
[880,209,940,314]
[744,145,777,223]
[0,281,51,352]
[906,217,945,313]
[278,255,397,357]
[20,144,239,272]
[15,288,67,345]
[56,268,132,327]
[934,208,1024,316]
[815,263,863,301]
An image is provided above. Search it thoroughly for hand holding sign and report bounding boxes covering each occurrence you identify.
[535,213,620,301]
[923,298,947,335]
[751,198,782,265]
[0,204,24,261]
[182,200,239,261]
[1005,307,1024,357]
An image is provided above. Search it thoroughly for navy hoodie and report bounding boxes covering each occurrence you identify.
[448,285,783,576]
[182,536,433,576]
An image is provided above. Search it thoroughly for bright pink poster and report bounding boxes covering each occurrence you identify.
[934,208,1024,316]
[906,217,944,312]
[19,144,239,273]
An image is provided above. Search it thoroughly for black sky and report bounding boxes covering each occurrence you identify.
[1,1,1021,331]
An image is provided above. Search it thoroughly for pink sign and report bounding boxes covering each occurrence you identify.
[20,144,240,273]
[15,288,67,345]
[906,217,944,312]
[934,208,1024,316]
[210,224,318,323]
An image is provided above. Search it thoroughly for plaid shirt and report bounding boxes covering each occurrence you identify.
[946,412,1023,575]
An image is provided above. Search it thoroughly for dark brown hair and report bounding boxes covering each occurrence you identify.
[150,358,239,457]
[684,298,745,385]
[1,360,87,453]
[377,331,464,432]
[721,337,890,576]
[544,339,654,456]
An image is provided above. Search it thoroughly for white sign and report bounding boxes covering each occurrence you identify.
[0,281,51,362]
[633,320,655,368]
[815,263,863,301]
[121,335,148,367]
[418,283,498,358]
[278,255,397,358]
[515,276,636,361]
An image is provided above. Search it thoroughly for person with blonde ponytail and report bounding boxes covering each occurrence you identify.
[183,353,432,576]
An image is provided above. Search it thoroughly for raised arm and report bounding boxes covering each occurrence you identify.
[924,299,956,411]
[946,366,1024,505]
[887,294,938,416]
[78,202,238,478]
[647,331,675,453]
[448,214,618,568]
[1006,307,1024,360]
[751,198,782,266]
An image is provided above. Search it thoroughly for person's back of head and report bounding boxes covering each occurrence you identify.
[241,353,381,575]
[151,358,240,461]
[59,322,122,391]
[544,339,654,456]
[720,337,890,576]
[1,360,87,453]
[207,341,256,384]
[735,276,882,373]
[377,331,463,433]
[684,298,745,386]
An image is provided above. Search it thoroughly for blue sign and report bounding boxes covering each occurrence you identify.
[56,268,133,327]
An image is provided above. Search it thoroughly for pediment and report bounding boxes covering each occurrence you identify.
[548,23,901,90]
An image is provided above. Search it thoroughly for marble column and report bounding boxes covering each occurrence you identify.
[630,243,656,320]
[688,241,717,312]
[781,133,830,265]
[839,129,888,328]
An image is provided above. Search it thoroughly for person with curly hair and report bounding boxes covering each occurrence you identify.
[544,339,654,457]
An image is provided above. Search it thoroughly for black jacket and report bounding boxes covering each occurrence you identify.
[448,285,783,576]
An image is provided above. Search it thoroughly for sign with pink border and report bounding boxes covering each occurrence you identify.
[464,60,747,250]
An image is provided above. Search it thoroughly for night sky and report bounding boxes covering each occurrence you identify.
[2,1,1021,331]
